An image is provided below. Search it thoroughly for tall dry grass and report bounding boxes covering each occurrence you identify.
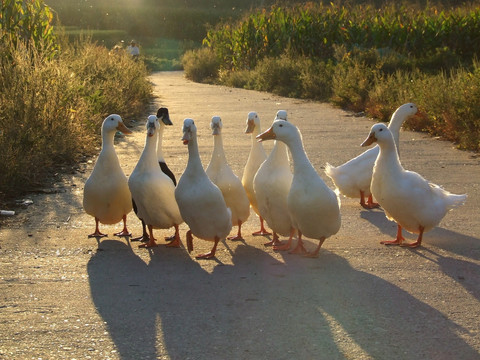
[0,39,152,201]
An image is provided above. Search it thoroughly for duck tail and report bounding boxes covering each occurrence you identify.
[324,162,336,178]
[447,193,467,210]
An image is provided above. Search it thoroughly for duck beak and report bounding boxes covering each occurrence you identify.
[161,114,173,126]
[256,126,275,142]
[116,122,132,135]
[245,119,255,134]
[361,132,377,147]
[212,126,221,135]
[181,132,189,145]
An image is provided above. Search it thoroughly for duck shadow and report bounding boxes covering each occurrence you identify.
[360,210,480,260]
[276,248,478,359]
[360,210,480,301]
[88,239,478,359]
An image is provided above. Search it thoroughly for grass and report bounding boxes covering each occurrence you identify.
[0,38,152,203]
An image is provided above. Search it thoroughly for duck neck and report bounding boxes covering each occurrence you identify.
[156,124,165,163]
[376,138,403,174]
[186,137,204,173]
[270,140,289,165]
[101,129,115,151]
[387,110,405,151]
[286,136,312,174]
[142,133,160,168]
[212,134,227,163]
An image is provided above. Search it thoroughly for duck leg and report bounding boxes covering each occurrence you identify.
[366,194,380,208]
[381,224,405,245]
[139,225,158,248]
[114,215,131,237]
[186,230,194,253]
[290,231,308,255]
[273,228,295,250]
[131,219,149,242]
[252,216,271,236]
[196,236,220,259]
[88,217,107,238]
[360,191,380,209]
[304,237,326,258]
[401,226,424,248]
[264,232,282,246]
[165,224,181,248]
[228,220,244,241]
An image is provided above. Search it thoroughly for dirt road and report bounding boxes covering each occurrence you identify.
[1,71,479,359]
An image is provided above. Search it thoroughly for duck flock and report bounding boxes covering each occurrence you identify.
[82,104,467,259]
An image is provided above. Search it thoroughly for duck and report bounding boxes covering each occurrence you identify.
[253,110,295,248]
[83,114,133,238]
[257,120,341,257]
[325,103,420,208]
[361,123,466,247]
[131,107,177,242]
[206,116,250,240]
[175,118,232,259]
[128,115,183,248]
[241,111,271,236]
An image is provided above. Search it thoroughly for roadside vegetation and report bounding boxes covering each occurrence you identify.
[2,0,479,205]
[0,0,151,203]
[183,2,480,152]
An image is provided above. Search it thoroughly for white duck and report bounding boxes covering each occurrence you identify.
[257,120,341,257]
[175,118,232,259]
[131,107,176,242]
[241,111,271,236]
[206,116,250,240]
[128,115,183,248]
[253,110,295,248]
[325,103,420,208]
[83,114,133,238]
[361,123,466,247]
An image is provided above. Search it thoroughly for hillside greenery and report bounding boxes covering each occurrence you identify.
[183,2,480,151]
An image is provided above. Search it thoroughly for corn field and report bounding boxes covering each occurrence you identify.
[204,3,480,71]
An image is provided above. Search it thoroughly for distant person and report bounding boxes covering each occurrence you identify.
[109,44,123,56]
[127,40,140,60]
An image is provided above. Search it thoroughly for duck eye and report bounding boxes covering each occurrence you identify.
[279,124,283,127]
[379,128,383,132]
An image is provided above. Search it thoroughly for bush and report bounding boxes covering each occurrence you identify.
[249,54,302,97]
[182,47,220,83]
[0,39,152,201]
[218,69,252,88]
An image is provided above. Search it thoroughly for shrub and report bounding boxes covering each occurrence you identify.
[249,54,302,97]
[182,47,220,83]
[0,39,152,201]
[218,69,252,88]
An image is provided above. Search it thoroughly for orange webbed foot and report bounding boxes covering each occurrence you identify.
[195,251,216,259]
[381,224,405,246]
[264,233,281,247]
[88,231,107,238]
[252,217,271,236]
[166,227,181,248]
[290,238,308,255]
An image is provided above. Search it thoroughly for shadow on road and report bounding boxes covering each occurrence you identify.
[87,239,478,359]
[360,209,480,260]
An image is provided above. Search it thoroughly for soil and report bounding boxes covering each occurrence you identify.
[1,71,479,360]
